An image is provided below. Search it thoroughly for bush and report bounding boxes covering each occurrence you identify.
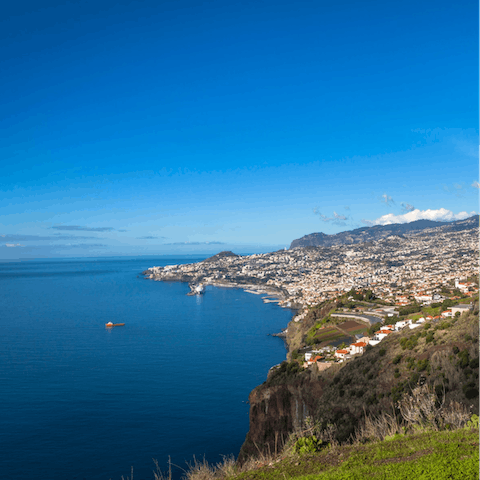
[400,335,419,350]
[392,354,402,365]
[294,435,322,455]
[379,348,386,357]
[267,361,302,385]
[410,372,420,384]
[467,414,479,429]
[457,350,471,369]
[416,359,430,372]
[469,357,479,370]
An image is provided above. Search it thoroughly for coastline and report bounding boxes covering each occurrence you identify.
[143,268,298,310]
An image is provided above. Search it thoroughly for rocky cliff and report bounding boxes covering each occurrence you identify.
[238,372,324,463]
[239,303,479,462]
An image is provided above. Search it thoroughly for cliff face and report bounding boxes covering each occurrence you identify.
[238,378,324,463]
[239,306,479,462]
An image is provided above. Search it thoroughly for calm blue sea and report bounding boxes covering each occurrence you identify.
[0,256,292,480]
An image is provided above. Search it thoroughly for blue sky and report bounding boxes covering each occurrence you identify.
[1,0,478,259]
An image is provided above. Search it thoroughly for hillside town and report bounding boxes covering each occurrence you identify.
[145,222,478,309]
[302,302,475,369]
[145,220,478,372]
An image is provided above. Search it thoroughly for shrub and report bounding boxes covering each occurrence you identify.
[463,382,478,399]
[379,348,386,357]
[392,354,402,365]
[410,372,420,384]
[469,357,479,370]
[267,361,302,385]
[294,435,322,455]
[426,332,435,343]
[467,414,479,429]
[457,350,471,369]
[417,359,430,372]
[406,357,416,370]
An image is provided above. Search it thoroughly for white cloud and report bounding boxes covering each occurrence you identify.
[5,243,24,247]
[380,193,395,206]
[365,208,476,226]
[472,181,480,189]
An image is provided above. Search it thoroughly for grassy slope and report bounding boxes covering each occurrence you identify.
[240,305,479,460]
[231,428,479,480]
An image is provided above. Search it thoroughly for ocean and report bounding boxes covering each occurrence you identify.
[0,256,293,480]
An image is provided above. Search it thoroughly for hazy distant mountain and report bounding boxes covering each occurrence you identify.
[289,215,479,249]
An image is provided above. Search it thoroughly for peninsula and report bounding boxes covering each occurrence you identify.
[143,216,478,311]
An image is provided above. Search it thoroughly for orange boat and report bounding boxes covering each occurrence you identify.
[105,322,125,327]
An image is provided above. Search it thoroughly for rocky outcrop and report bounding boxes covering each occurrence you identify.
[238,377,324,463]
[202,250,239,263]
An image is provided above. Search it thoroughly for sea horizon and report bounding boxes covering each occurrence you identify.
[0,255,294,479]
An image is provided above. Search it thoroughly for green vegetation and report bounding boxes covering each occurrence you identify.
[293,436,323,455]
[166,412,479,480]
[227,429,479,480]
[237,296,479,474]
[266,361,303,386]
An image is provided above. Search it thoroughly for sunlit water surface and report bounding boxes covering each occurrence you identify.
[0,256,292,480]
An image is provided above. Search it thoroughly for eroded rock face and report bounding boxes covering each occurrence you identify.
[238,379,324,463]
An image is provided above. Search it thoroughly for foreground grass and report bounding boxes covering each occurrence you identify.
[228,428,478,480]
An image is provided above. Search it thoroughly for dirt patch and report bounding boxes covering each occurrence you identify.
[315,327,343,341]
[340,320,365,331]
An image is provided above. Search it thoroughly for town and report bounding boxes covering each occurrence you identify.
[144,220,478,369]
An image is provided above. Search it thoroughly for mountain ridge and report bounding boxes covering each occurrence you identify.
[290,215,479,249]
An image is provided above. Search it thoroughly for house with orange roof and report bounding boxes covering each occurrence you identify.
[350,341,367,355]
[335,349,349,360]
[303,355,324,368]
[373,329,392,342]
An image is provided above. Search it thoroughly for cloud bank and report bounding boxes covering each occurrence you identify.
[164,241,225,246]
[363,208,476,226]
[51,225,116,232]
[137,236,167,240]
